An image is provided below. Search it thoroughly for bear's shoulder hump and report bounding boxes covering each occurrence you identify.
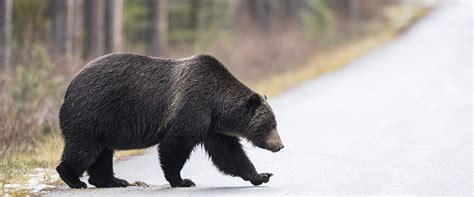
[189,54,221,65]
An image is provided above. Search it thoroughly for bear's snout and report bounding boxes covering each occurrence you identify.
[265,129,284,152]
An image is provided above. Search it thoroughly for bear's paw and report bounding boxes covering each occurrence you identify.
[170,179,196,187]
[250,173,273,186]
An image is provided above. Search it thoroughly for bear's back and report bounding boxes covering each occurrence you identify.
[60,53,244,126]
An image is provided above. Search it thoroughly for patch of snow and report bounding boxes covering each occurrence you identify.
[2,167,60,195]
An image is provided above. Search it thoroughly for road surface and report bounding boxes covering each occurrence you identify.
[49,1,472,196]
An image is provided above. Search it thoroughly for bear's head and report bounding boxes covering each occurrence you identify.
[217,93,284,152]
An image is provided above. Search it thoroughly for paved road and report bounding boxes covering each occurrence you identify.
[50,1,472,196]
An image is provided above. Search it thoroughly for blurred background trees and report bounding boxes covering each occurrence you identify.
[0,0,12,71]
[0,0,410,77]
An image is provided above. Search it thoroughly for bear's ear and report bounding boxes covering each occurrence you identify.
[247,93,261,109]
[263,95,267,100]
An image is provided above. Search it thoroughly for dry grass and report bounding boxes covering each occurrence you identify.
[1,134,63,184]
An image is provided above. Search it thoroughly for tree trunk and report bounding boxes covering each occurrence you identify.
[254,0,272,29]
[189,0,201,29]
[71,0,84,61]
[235,0,273,31]
[105,0,123,53]
[279,0,302,26]
[349,0,360,36]
[189,0,201,44]
[147,0,168,56]
[0,0,12,71]
[84,0,106,59]
[53,0,75,65]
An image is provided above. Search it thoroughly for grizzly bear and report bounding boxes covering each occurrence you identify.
[56,53,284,189]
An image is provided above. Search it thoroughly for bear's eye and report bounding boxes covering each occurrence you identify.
[263,95,267,100]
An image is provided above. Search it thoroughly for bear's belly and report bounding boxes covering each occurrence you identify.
[107,129,165,150]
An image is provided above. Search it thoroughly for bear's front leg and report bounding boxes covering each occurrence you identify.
[204,132,273,186]
[158,139,197,187]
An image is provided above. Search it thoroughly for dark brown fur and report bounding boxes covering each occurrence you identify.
[57,53,280,188]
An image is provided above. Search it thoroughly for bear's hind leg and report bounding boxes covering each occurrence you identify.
[159,139,197,187]
[56,161,87,189]
[57,142,101,189]
[87,149,129,188]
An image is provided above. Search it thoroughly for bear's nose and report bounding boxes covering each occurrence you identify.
[277,145,284,151]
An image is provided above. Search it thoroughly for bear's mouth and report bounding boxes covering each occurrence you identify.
[263,129,284,152]
[223,130,284,153]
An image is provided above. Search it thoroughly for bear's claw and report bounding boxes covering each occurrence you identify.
[106,177,130,187]
[170,179,196,187]
[89,177,130,188]
[66,180,88,189]
[250,173,273,186]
